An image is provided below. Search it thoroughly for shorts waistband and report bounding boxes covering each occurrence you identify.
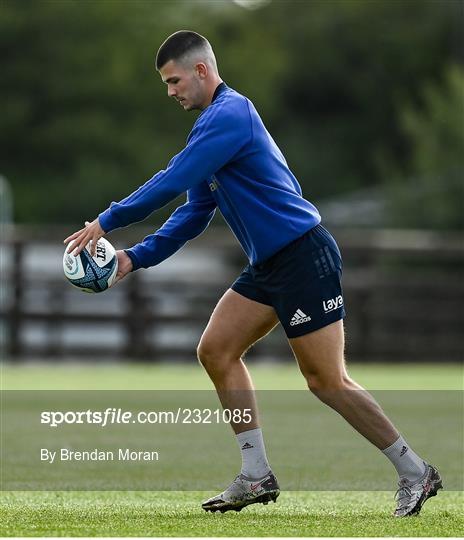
[252,225,320,270]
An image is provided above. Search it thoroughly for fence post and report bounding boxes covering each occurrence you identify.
[124,272,151,360]
[46,286,64,358]
[8,239,23,359]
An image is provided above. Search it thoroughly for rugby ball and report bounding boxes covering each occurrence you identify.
[63,238,118,293]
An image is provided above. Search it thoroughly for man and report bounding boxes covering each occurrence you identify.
[64,30,442,517]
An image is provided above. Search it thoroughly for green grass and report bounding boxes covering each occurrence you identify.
[2,361,463,390]
[1,490,462,537]
[1,362,463,536]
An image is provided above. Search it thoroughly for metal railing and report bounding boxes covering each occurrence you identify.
[1,225,463,362]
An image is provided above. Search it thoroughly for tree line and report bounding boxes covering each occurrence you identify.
[1,0,462,229]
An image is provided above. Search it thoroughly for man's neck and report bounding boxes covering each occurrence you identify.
[201,77,224,110]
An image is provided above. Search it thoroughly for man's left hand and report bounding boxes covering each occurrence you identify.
[113,250,134,285]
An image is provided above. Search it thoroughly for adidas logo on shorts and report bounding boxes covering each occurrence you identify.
[290,309,311,326]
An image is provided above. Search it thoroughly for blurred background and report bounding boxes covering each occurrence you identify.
[1,0,463,366]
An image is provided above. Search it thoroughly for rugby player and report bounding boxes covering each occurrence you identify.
[64,31,442,517]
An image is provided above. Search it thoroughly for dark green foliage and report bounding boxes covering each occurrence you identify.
[1,0,461,227]
[386,65,464,229]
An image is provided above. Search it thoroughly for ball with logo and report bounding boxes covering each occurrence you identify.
[63,238,118,293]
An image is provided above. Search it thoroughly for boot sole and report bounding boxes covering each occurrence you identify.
[202,490,280,513]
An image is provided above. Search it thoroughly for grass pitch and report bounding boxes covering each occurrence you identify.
[2,490,463,537]
[1,362,463,537]
[3,361,463,390]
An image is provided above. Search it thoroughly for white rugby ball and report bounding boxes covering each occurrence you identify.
[63,237,118,293]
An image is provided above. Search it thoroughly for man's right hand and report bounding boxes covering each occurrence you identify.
[64,219,105,257]
[114,250,133,285]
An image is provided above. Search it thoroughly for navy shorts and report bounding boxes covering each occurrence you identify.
[231,224,346,338]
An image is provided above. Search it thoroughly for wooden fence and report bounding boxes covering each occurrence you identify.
[1,225,463,362]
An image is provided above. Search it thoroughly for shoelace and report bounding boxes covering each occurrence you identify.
[224,475,246,492]
[394,479,414,509]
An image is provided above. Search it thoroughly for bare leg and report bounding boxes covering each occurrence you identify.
[289,320,399,449]
[197,289,278,433]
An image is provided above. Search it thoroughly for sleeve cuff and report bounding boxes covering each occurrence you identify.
[98,209,116,234]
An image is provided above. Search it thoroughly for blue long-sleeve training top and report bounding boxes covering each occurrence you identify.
[98,83,321,270]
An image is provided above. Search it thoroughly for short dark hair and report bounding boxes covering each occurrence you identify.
[156,31,210,70]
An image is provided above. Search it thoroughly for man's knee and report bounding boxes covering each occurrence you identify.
[304,370,352,396]
[196,337,214,368]
[196,336,237,374]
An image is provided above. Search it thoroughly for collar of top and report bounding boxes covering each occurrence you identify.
[211,82,227,103]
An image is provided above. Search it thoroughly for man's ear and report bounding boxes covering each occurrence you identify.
[195,63,208,79]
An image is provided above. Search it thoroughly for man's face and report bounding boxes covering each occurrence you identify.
[159,60,204,111]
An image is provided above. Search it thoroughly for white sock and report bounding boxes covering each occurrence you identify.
[236,428,271,479]
[382,435,427,482]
